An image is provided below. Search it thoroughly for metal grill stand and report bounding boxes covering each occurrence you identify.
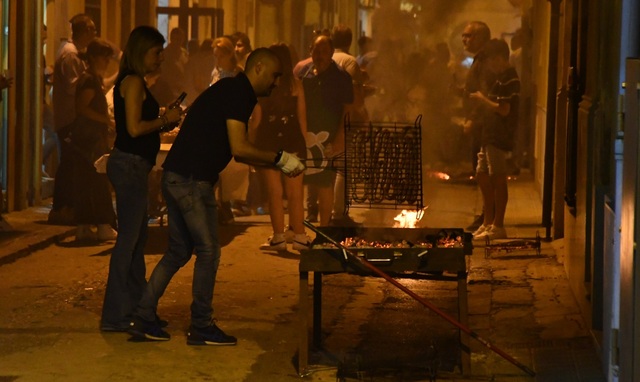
[298,226,473,377]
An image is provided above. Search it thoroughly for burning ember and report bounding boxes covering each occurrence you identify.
[393,209,425,228]
[312,233,464,249]
[427,171,451,180]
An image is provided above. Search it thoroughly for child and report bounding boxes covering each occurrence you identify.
[468,39,520,240]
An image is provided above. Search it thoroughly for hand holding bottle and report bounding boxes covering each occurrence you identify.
[160,92,186,132]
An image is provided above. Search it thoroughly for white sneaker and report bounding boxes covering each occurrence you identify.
[472,224,489,238]
[474,225,508,240]
[284,226,295,243]
[292,233,312,251]
[97,224,117,241]
[260,233,287,250]
[486,225,507,240]
[75,225,97,241]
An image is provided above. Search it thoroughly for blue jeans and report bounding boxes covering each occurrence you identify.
[101,148,152,328]
[136,170,220,328]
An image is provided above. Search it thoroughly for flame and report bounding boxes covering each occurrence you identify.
[393,209,424,228]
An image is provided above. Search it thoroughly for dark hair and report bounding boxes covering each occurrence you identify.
[119,26,165,80]
[268,43,293,95]
[69,14,93,39]
[169,27,185,42]
[199,38,214,54]
[86,38,114,59]
[232,31,252,51]
[331,24,353,50]
[483,38,510,61]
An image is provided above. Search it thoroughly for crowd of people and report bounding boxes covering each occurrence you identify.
[38,13,520,343]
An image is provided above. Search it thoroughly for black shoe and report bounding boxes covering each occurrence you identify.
[128,317,170,341]
[156,314,168,328]
[466,214,484,231]
[187,323,237,346]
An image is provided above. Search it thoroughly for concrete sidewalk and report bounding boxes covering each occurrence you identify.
[0,203,74,266]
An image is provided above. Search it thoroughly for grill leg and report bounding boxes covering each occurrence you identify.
[458,271,470,374]
[313,272,323,348]
[299,271,309,376]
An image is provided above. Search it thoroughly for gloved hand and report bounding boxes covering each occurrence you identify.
[276,151,306,176]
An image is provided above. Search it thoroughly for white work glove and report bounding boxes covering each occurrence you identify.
[276,151,306,176]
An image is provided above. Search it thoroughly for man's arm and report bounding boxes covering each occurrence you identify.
[227,119,305,176]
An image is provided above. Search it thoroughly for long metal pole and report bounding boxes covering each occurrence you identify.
[304,221,536,377]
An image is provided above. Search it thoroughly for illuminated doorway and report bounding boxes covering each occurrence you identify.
[156,0,223,43]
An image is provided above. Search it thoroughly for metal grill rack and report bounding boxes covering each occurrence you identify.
[340,115,424,213]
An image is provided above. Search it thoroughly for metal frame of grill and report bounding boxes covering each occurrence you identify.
[345,115,424,211]
[329,115,425,214]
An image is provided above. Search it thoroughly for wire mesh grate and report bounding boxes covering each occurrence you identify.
[340,115,424,212]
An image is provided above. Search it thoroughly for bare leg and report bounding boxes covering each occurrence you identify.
[260,168,286,234]
[491,174,508,227]
[317,185,334,227]
[284,173,305,234]
[476,171,495,226]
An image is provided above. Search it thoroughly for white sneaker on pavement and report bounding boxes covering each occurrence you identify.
[284,226,295,243]
[292,233,312,251]
[260,233,287,251]
[474,225,508,240]
[487,225,507,239]
[472,224,489,238]
[97,225,117,241]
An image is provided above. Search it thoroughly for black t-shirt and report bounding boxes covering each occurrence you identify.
[163,72,257,182]
[481,66,520,151]
[464,51,498,129]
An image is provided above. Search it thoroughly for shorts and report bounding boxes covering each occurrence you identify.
[476,144,509,176]
[303,169,337,188]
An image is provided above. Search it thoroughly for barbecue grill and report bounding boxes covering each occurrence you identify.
[298,226,473,376]
[301,226,471,274]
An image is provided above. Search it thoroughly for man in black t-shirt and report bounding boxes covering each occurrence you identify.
[129,48,305,344]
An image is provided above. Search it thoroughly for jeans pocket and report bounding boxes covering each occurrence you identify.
[163,172,194,213]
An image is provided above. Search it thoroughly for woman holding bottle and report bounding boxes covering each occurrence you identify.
[100,26,182,332]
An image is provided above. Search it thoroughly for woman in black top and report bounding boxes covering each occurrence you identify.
[100,26,182,332]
